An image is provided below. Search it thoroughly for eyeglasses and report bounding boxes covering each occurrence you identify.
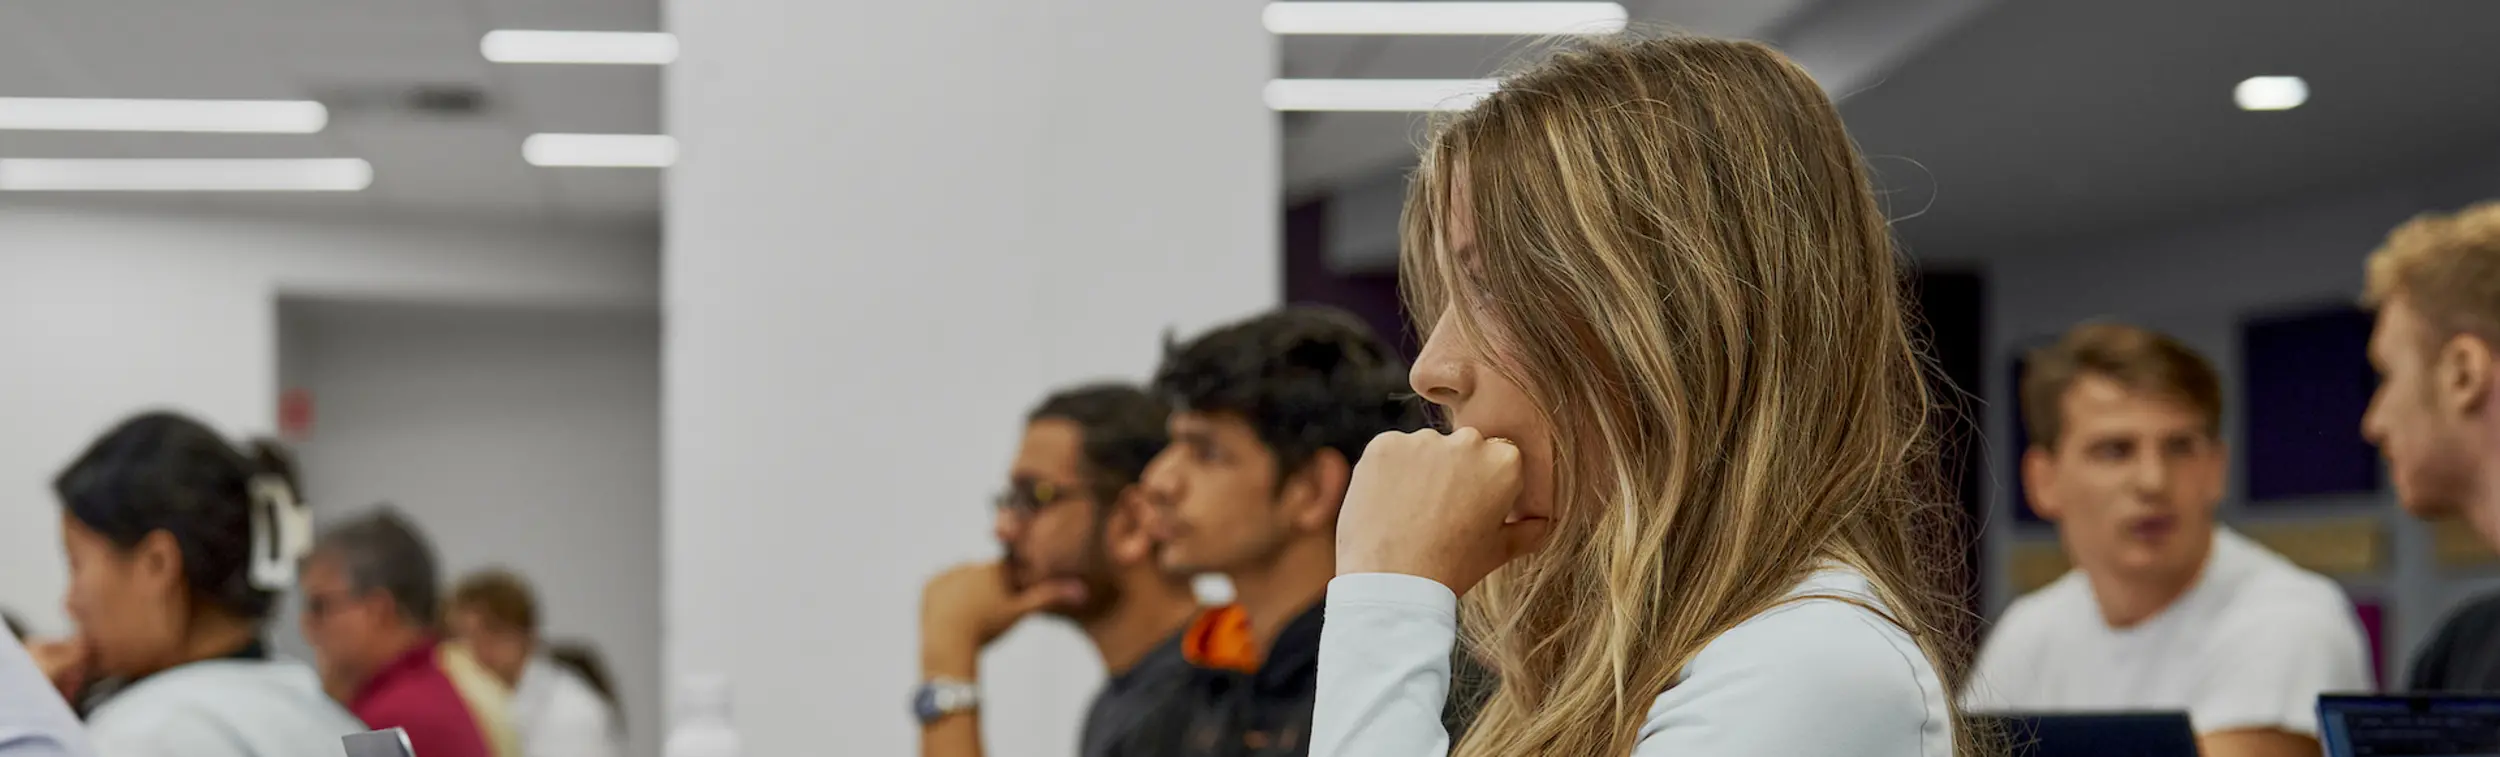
[994,479,1090,518]
[301,590,360,620]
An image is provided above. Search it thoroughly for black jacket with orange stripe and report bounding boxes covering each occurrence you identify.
[1138,599,1487,757]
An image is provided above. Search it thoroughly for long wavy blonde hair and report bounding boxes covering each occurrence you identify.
[1402,35,1987,756]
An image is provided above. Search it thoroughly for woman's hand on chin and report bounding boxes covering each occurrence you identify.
[1336,426,1548,596]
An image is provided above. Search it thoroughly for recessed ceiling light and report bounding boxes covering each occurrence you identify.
[2235,76,2308,111]
[523,134,677,167]
[1265,79,1499,112]
[0,97,327,133]
[1264,2,1628,35]
[483,30,678,65]
[0,159,372,192]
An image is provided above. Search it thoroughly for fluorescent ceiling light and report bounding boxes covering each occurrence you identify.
[2235,76,2307,111]
[0,159,372,192]
[524,133,677,167]
[483,30,678,65]
[1265,79,1498,112]
[0,97,327,133]
[1264,2,1628,35]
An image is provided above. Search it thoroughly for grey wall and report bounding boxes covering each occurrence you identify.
[0,209,655,636]
[278,299,662,757]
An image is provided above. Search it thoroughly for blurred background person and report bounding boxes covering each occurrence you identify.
[1138,306,1433,756]
[447,569,624,757]
[917,383,1200,757]
[300,509,514,757]
[2360,201,2500,691]
[1967,324,2370,757]
[37,412,358,757]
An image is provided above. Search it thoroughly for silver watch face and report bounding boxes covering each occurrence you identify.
[913,681,978,723]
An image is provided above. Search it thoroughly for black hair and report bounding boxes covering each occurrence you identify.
[53,411,299,621]
[310,508,441,627]
[2,609,26,641]
[1151,306,1425,481]
[1027,383,1172,504]
[544,639,626,730]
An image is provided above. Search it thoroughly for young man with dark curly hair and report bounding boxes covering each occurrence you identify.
[1138,306,1468,757]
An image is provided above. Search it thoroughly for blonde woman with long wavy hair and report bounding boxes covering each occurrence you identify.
[1312,34,1986,756]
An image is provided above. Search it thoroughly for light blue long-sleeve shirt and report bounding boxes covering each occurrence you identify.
[0,641,91,757]
[1311,568,1955,756]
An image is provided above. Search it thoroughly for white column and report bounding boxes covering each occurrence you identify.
[661,1,1277,755]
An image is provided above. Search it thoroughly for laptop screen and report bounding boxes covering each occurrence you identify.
[1974,712,2197,757]
[342,728,416,757]
[2320,695,2500,757]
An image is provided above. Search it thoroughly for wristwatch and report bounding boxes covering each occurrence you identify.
[911,677,980,724]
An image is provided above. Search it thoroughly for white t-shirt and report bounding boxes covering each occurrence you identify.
[86,658,367,757]
[511,656,622,757]
[1311,567,1953,756]
[1965,527,2373,736]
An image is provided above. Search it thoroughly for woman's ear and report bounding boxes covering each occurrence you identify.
[133,529,186,596]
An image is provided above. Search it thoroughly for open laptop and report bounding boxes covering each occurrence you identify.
[342,728,415,757]
[1976,712,2199,757]
[2320,694,2500,757]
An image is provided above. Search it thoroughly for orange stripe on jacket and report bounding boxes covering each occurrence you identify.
[1182,604,1261,673]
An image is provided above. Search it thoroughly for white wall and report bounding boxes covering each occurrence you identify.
[278,300,661,757]
[662,0,1276,755]
[0,207,656,636]
[1970,149,2500,681]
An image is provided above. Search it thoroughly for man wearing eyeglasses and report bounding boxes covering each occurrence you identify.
[917,384,1204,757]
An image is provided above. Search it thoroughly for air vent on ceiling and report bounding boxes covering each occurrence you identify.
[312,84,492,119]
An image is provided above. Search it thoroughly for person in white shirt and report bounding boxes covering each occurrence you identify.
[35,412,364,757]
[445,570,624,757]
[1309,34,1977,757]
[1966,324,2373,757]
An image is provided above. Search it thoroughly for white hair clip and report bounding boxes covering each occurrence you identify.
[248,474,313,590]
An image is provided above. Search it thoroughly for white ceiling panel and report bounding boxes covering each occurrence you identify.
[545,168,664,218]
[339,118,545,213]
[499,67,664,134]
[0,0,656,227]
[0,0,2009,229]
[481,0,660,32]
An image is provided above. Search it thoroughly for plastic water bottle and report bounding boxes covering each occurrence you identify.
[664,674,743,757]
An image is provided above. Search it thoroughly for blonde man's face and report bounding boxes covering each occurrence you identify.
[2363,299,2492,533]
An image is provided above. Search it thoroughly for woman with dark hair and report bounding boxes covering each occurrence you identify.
[446,570,624,757]
[35,411,362,757]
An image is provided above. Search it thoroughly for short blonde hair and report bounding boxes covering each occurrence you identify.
[2366,200,2500,340]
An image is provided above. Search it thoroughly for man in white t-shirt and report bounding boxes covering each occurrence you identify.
[1966,323,2373,757]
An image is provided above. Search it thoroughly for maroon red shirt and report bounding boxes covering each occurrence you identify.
[350,638,494,757]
